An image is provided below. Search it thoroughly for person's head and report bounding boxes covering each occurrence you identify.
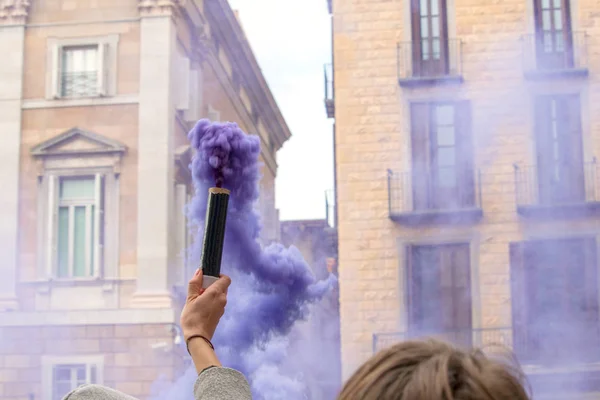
[338,339,530,400]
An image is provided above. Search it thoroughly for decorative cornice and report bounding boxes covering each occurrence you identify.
[31,127,128,158]
[0,0,30,25]
[138,0,183,17]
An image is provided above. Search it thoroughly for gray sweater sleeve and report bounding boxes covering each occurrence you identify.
[194,367,252,400]
[62,367,251,400]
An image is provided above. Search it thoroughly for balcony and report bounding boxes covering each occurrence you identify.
[514,161,600,218]
[387,169,483,225]
[522,31,589,80]
[324,63,334,119]
[397,39,463,88]
[61,71,99,98]
[373,327,600,367]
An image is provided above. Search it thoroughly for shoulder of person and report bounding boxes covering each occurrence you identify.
[194,367,252,400]
[62,384,139,400]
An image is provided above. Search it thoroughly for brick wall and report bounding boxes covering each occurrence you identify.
[0,324,185,400]
[333,0,600,380]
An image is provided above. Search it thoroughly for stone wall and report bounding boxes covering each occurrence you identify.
[333,0,600,380]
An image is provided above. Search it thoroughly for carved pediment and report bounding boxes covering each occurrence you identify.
[31,128,127,158]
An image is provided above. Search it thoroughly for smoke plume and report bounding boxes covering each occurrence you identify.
[162,119,337,399]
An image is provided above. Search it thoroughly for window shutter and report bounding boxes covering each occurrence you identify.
[51,45,62,99]
[405,244,417,329]
[509,241,528,355]
[93,174,105,277]
[46,175,58,278]
[97,43,110,96]
[410,103,431,210]
[534,96,553,203]
[455,101,475,207]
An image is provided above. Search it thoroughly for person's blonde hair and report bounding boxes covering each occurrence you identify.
[338,339,530,400]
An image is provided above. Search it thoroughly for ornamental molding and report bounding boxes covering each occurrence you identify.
[0,0,30,25]
[138,0,184,17]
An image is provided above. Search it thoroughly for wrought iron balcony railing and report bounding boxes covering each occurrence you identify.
[61,71,99,98]
[521,31,589,78]
[373,328,512,354]
[514,161,600,216]
[373,327,600,365]
[387,168,483,224]
[397,39,463,86]
[324,63,334,118]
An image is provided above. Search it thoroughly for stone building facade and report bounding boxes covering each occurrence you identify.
[0,1,290,399]
[330,0,600,397]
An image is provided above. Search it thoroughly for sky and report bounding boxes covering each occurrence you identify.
[227,0,334,222]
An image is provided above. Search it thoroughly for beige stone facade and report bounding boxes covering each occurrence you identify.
[0,0,290,399]
[331,0,600,396]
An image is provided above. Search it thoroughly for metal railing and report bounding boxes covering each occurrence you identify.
[514,161,599,207]
[374,327,600,365]
[387,169,482,216]
[521,31,588,74]
[373,328,512,354]
[324,63,334,118]
[61,71,99,97]
[397,39,463,81]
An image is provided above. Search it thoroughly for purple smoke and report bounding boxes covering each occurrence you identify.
[183,119,337,398]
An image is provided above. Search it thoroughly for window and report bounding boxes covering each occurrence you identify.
[534,94,584,204]
[411,0,449,76]
[510,237,598,363]
[52,364,97,400]
[42,356,103,400]
[47,36,117,100]
[49,175,105,279]
[533,0,573,69]
[407,243,472,346]
[410,101,474,211]
[61,45,100,97]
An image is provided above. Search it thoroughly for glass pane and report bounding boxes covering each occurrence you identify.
[431,0,439,16]
[76,366,86,380]
[420,16,429,38]
[60,178,95,200]
[54,366,71,381]
[553,10,562,30]
[555,33,564,51]
[73,206,87,277]
[436,127,455,146]
[432,39,440,59]
[438,167,457,187]
[420,0,429,17]
[62,46,98,74]
[437,147,456,167]
[57,207,69,278]
[435,105,454,125]
[542,10,551,31]
[421,40,430,60]
[53,382,72,400]
[542,0,550,9]
[90,366,97,383]
[544,32,553,52]
[431,16,440,38]
[553,0,561,8]
[90,205,95,275]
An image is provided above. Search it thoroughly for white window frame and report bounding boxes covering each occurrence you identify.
[42,355,104,400]
[46,35,119,100]
[51,174,105,279]
[45,171,107,281]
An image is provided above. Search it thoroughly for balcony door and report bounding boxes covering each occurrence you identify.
[533,0,573,69]
[510,238,599,363]
[407,243,472,347]
[410,102,474,211]
[534,94,585,204]
[411,0,449,77]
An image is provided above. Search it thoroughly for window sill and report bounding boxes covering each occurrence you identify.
[390,207,483,226]
[398,75,464,88]
[22,94,139,109]
[517,201,600,219]
[524,68,589,80]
